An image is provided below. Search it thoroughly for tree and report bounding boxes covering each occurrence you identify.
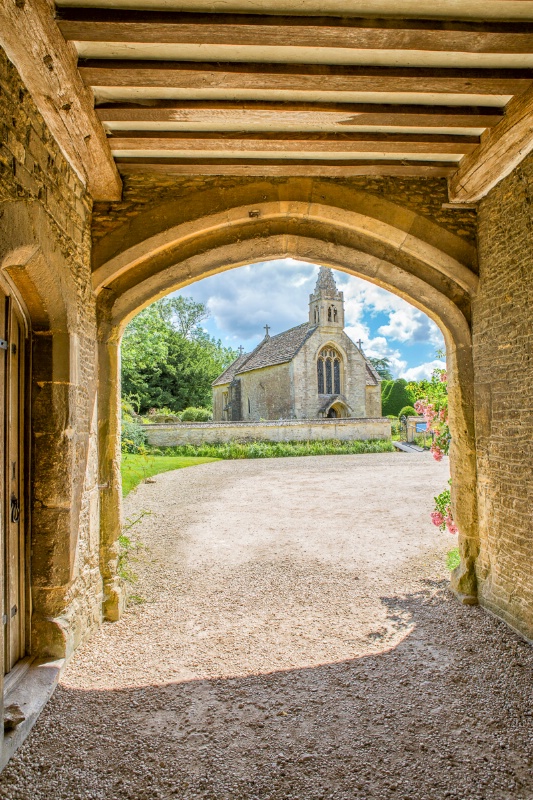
[368,357,393,380]
[121,297,238,413]
[381,378,415,416]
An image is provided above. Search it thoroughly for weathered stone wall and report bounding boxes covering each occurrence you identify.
[239,363,293,421]
[292,330,368,418]
[143,418,391,446]
[365,385,382,418]
[0,48,102,660]
[474,153,533,641]
[92,174,477,251]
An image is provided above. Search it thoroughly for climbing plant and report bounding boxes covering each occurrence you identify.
[408,366,457,535]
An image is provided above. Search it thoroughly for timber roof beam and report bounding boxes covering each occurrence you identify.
[0,0,121,201]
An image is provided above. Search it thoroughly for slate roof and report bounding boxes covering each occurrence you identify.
[211,353,250,386]
[236,322,317,375]
[213,322,381,386]
[365,362,381,386]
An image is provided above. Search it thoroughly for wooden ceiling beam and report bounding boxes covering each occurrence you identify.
[115,157,456,177]
[108,131,478,154]
[0,0,121,201]
[449,82,533,201]
[97,101,505,129]
[57,10,533,54]
[79,60,533,96]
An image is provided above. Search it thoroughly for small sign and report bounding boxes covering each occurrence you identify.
[416,421,427,433]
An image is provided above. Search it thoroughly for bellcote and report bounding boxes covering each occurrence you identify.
[309,267,345,329]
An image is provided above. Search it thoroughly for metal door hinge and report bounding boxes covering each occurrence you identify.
[2,615,7,625]
[0,339,7,350]
[10,494,20,523]
[10,605,17,618]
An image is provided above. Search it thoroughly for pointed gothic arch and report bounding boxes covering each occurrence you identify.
[96,187,479,615]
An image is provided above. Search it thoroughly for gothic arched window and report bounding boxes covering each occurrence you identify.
[317,346,342,395]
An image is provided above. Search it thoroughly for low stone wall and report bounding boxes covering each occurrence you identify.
[143,417,391,446]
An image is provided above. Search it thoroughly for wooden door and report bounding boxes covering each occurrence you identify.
[0,285,26,674]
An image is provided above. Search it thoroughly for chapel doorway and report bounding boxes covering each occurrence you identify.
[0,280,27,675]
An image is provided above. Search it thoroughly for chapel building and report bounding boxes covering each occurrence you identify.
[212,267,382,421]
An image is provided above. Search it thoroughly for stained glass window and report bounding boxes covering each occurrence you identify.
[317,359,324,393]
[325,358,332,393]
[317,346,342,395]
[334,358,341,394]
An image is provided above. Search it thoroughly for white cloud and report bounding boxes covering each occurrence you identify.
[173,260,444,376]
[402,360,446,382]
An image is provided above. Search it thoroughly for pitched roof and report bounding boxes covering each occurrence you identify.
[237,322,317,375]
[365,362,381,386]
[213,324,381,386]
[211,353,250,386]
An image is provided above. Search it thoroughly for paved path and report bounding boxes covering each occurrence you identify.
[1,454,532,800]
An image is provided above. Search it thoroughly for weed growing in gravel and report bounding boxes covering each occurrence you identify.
[119,511,153,604]
[446,547,460,571]
[156,438,394,460]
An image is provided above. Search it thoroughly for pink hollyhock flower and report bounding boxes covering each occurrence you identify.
[445,516,458,535]
[414,400,425,414]
[440,372,448,383]
[431,511,444,527]
[439,408,447,422]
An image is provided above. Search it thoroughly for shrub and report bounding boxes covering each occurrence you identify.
[180,406,212,422]
[121,419,148,453]
[382,379,416,416]
[398,405,417,419]
[156,439,394,459]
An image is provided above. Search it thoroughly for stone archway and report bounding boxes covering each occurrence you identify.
[94,186,479,620]
[0,201,101,662]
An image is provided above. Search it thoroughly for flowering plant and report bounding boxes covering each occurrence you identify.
[431,484,458,534]
[408,365,457,535]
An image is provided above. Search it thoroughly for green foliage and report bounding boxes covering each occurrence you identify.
[155,438,394,460]
[368,357,393,380]
[180,406,212,421]
[381,379,415,416]
[446,547,461,571]
[398,405,417,419]
[121,296,238,414]
[381,380,393,401]
[121,419,148,454]
[121,454,220,496]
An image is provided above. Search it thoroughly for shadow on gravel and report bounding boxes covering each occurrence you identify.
[1,585,532,800]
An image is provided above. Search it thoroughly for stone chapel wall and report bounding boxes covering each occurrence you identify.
[0,48,101,659]
[475,152,533,641]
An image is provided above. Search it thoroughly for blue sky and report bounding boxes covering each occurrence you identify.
[172,259,445,380]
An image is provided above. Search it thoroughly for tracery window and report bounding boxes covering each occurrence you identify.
[317,346,342,394]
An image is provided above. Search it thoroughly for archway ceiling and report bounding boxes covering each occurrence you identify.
[49,0,533,201]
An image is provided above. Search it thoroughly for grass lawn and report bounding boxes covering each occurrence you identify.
[121,454,220,497]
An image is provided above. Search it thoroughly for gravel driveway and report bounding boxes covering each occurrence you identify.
[1,453,532,800]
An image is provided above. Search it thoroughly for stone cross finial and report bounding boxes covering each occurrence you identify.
[357,339,364,350]
[238,345,244,355]
[264,324,270,338]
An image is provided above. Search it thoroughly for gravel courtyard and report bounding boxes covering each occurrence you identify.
[1,453,532,800]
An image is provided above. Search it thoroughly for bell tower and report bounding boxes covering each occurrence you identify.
[309,267,345,329]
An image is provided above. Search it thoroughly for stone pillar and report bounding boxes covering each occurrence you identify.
[447,336,479,604]
[97,300,125,621]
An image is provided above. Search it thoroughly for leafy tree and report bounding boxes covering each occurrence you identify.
[368,357,393,380]
[121,297,238,413]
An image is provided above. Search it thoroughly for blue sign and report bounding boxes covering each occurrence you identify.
[416,421,427,433]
